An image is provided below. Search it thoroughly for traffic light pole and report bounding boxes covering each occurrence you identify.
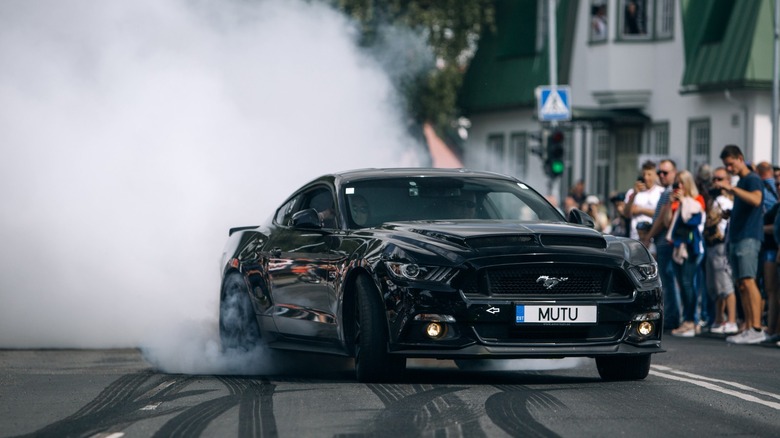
[547,0,558,196]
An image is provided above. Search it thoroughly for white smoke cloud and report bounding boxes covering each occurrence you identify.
[0,0,422,373]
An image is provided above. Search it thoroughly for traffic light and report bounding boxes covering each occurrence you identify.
[545,129,565,178]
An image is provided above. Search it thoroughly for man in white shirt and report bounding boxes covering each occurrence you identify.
[624,160,665,241]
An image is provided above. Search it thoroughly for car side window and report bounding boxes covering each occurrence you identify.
[300,187,338,229]
[275,196,300,226]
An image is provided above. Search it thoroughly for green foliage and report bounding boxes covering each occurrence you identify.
[329,0,495,132]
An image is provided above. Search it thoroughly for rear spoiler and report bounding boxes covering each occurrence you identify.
[229,225,259,236]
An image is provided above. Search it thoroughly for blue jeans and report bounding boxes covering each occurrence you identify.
[657,242,681,329]
[674,247,703,323]
[695,257,713,325]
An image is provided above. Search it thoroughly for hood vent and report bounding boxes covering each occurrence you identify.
[541,235,607,249]
[466,235,538,251]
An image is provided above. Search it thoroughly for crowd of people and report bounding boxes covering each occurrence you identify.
[562,145,780,347]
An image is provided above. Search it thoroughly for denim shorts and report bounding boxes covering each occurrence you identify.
[728,238,761,281]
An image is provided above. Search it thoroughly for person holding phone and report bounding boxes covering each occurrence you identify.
[624,160,664,244]
[713,145,766,344]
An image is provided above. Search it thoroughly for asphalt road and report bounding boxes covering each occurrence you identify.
[1,336,779,437]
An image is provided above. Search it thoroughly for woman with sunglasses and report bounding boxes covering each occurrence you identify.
[667,170,706,337]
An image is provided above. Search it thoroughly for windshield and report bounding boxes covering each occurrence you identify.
[343,177,564,228]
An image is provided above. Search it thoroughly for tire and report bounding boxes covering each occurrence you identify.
[596,354,651,381]
[219,272,261,352]
[354,275,405,383]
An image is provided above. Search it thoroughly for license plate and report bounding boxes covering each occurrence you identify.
[515,305,597,324]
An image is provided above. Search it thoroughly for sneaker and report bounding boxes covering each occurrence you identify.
[726,329,767,345]
[712,323,739,334]
[709,323,726,334]
[671,321,696,338]
[721,322,739,334]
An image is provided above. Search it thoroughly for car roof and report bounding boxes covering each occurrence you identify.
[331,168,519,184]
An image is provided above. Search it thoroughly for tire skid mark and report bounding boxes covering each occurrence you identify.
[71,370,155,418]
[242,378,278,438]
[363,384,486,437]
[10,372,192,438]
[150,376,277,438]
[485,385,565,438]
[152,395,237,438]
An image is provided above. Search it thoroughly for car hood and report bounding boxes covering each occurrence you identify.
[361,220,647,266]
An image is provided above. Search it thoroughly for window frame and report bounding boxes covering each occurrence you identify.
[687,118,711,174]
[589,0,609,43]
[615,0,675,42]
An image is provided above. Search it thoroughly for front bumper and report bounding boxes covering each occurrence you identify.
[382,286,663,359]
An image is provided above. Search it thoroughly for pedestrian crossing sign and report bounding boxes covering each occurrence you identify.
[536,86,571,122]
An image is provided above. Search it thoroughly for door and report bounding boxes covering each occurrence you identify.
[266,186,339,342]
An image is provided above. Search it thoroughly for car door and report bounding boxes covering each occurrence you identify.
[266,186,339,342]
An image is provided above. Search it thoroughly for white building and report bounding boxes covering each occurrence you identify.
[459,0,776,204]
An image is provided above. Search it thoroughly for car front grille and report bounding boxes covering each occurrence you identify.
[459,264,634,298]
[472,322,626,343]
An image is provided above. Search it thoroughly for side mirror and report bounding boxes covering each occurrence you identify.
[291,208,322,229]
[568,208,595,228]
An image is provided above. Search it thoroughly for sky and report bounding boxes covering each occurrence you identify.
[0,0,425,370]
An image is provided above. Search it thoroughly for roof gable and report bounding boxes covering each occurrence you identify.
[459,0,576,114]
[682,0,772,91]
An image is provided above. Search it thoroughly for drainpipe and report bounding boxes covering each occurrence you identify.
[773,0,779,164]
[724,89,749,161]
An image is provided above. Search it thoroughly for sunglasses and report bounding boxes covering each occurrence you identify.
[712,176,725,182]
[657,170,669,176]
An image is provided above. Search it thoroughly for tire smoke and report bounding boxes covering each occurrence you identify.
[0,0,421,374]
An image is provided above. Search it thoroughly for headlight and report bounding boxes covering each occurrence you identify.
[630,262,658,282]
[384,262,457,283]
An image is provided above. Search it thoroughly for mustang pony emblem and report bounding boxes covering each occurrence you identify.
[536,275,569,290]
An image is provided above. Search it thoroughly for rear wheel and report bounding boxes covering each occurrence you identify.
[354,275,405,383]
[596,354,651,381]
[219,272,261,352]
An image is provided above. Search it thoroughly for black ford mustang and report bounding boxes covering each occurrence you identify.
[219,168,662,382]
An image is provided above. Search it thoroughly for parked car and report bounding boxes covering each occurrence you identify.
[219,168,663,382]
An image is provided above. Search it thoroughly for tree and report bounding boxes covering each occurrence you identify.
[329,0,495,134]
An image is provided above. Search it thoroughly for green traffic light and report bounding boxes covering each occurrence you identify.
[551,160,564,175]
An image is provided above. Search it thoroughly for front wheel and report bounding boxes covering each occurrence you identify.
[353,275,405,383]
[219,272,261,352]
[596,354,651,381]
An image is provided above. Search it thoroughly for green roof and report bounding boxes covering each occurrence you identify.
[460,0,775,114]
[681,0,774,91]
[458,0,576,114]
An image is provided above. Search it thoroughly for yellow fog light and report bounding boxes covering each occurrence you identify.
[426,322,445,339]
[637,321,654,336]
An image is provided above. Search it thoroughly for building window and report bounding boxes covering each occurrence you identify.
[688,119,710,173]
[486,133,505,173]
[617,0,674,41]
[621,0,650,38]
[593,129,611,200]
[509,132,529,178]
[654,0,675,39]
[649,122,669,156]
[590,1,608,42]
